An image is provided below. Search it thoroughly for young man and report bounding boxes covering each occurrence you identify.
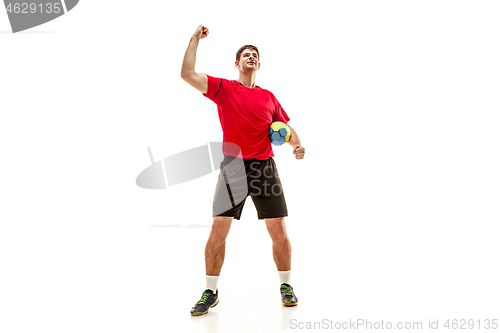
[181,24,306,316]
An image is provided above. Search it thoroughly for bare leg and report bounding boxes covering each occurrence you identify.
[265,217,292,271]
[205,216,234,276]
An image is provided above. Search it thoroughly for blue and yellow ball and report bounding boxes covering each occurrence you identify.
[269,122,290,146]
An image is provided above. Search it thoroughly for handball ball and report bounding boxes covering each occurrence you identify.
[269,122,290,146]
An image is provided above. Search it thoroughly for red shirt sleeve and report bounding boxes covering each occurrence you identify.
[202,74,225,104]
[273,104,290,124]
[269,92,290,124]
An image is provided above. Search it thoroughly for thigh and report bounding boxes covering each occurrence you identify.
[212,157,249,219]
[249,158,288,220]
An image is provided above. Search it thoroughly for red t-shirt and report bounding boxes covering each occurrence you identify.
[203,74,290,160]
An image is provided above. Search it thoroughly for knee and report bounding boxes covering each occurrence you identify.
[270,231,287,243]
[209,216,232,242]
[266,218,288,243]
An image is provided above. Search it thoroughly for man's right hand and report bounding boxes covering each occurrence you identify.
[193,24,209,39]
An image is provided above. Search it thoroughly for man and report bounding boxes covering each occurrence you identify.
[181,24,305,316]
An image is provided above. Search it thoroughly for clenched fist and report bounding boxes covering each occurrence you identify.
[293,144,305,159]
[193,24,209,39]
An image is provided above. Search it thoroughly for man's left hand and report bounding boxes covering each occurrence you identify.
[293,144,305,159]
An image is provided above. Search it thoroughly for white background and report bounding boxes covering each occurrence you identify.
[1,1,499,332]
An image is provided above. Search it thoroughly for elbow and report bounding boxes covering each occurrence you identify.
[180,68,188,80]
[180,69,194,82]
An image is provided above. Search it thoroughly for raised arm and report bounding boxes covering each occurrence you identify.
[181,24,209,94]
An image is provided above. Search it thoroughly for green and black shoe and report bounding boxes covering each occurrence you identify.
[190,289,219,316]
[280,283,298,307]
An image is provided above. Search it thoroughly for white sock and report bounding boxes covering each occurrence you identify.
[278,270,291,285]
[206,275,219,293]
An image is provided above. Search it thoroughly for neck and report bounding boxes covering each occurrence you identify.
[238,72,257,88]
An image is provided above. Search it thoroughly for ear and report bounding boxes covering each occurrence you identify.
[258,62,261,70]
[235,60,240,68]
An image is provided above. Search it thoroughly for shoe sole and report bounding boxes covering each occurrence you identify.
[283,301,298,307]
[190,298,219,316]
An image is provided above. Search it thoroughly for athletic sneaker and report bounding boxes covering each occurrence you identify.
[190,289,219,316]
[280,283,298,306]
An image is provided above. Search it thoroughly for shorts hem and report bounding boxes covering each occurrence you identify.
[257,213,288,220]
[213,214,241,220]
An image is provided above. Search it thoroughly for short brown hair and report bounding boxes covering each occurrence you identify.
[236,45,259,61]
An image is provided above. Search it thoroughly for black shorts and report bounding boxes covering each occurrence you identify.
[212,156,288,220]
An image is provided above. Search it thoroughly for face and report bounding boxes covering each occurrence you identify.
[235,48,260,72]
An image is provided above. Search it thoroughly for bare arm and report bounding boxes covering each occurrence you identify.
[181,24,209,94]
[287,124,305,159]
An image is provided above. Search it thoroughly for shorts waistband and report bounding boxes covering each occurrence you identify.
[223,155,272,163]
